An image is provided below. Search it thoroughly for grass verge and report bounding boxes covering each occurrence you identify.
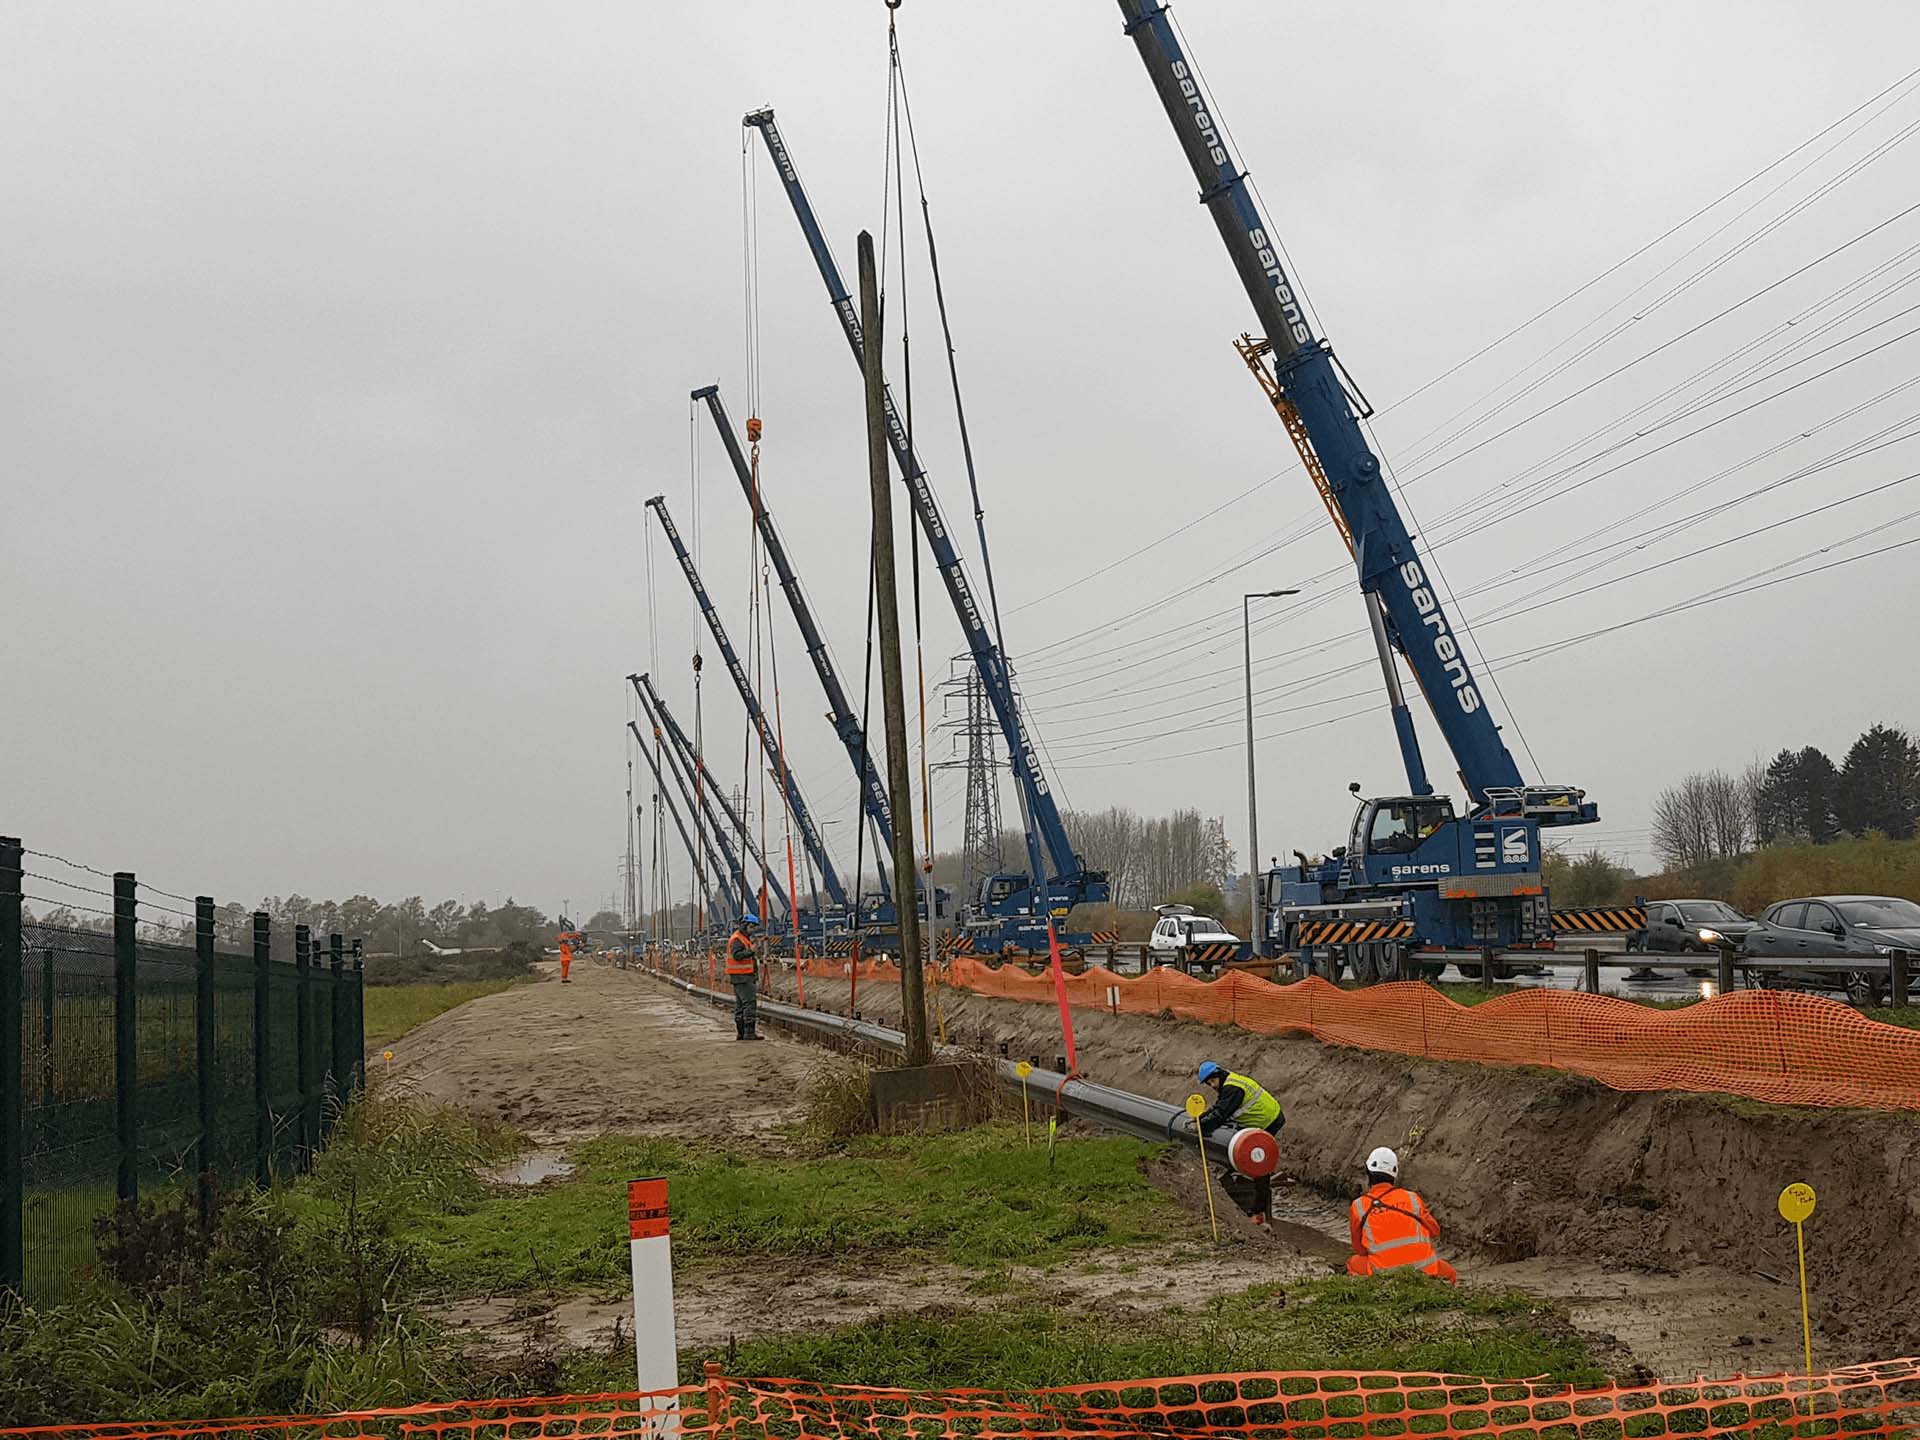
[680,1275,1608,1387]
[363,979,517,1049]
[595,1272,1610,1390]
[408,1123,1183,1295]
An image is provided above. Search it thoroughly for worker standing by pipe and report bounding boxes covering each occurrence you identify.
[1193,1061,1283,1226]
[726,913,764,1041]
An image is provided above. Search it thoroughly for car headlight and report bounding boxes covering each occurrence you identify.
[1699,928,1723,944]
[1875,944,1893,956]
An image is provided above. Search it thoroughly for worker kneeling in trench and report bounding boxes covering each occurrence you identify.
[1194,1061,1284,1226]
[1347,1146,1457,1284]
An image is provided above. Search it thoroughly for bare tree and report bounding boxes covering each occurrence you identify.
[1701,769,1750,857]
[1650,774,1716,871]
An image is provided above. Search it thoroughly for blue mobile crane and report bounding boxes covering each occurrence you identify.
[691,384,898,915]
[1115,1,1598,981]
[744,108,1108,952]
[644,494,851,919]
[626,715,735,927]
[630,673,794,927]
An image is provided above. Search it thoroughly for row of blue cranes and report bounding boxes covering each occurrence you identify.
[634,2,1599,976]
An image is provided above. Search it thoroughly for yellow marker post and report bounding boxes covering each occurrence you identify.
[382,1048,394,1075]
[1015,1060,1034,1147]
[1186,1094,1220,1244]
[1046,1113,1058,1165]
[1778,1182,1818,1385]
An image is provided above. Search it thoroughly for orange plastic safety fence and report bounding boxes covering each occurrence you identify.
[771,955,1920,1112]
[11,1360,1920,1440]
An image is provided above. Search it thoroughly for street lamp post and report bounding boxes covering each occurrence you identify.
[1245,589,1299,957]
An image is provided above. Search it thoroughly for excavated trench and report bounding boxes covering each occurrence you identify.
[756,971,1920,1374]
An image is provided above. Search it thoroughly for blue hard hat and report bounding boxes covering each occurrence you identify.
[1197,1061,1223,1084]
[740,911,760,926]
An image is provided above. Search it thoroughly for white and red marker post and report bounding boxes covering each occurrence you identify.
[628,1178,680,1429]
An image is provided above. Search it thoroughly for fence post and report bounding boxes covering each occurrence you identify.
[294,925,313,1170]
[114,872,138,1205]
[195,896,216,1220]
[1716,946,1735,999]
[1892,950,1909,1010]
[1,836,24,1296]
[329,932,346,1129]
[252,913,271,1186]
[351,941,365,1091]
[1584,948,1600,995]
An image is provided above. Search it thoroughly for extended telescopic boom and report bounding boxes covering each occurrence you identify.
[692,383,894,903]
[743,108,1106,908]
[626,719,728,920]
[631,673,793,921]
[644,495,849,908]
[1114,1,1553,809]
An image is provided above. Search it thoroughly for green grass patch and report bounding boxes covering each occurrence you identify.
[586,1272,1608,1391]
[363,980,516,1049]
[405,1124,1181,1296]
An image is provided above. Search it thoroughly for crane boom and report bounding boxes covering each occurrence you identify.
[626,719,727,920]
[743,109,1105,910]
[1114,0,1536,807]
[631,673,792,921]
[692,384,895,902]
[629,698,754,920]
[644,495,849,907]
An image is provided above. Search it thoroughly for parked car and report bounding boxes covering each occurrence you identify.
[1638,899,1757,954]
[1147,905,1241,968]
[1744,895,1920,1006]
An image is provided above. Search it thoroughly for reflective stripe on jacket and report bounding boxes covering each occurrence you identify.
[1349,1183,1444,1274]
[725,929,757,977]
[1223,1070,1282,1130]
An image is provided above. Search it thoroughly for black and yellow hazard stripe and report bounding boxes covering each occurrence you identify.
[1188,942,1241,964]
[1089,929,1120,944]
[1295,918,1415,945]
[1551,906,1647,934]
[937,932,975,955]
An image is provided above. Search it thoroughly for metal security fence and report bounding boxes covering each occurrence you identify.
[1,837,366,1303]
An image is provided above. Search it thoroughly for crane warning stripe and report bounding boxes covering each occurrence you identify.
[627,1178,669,1240]
[1298,919,1415,944]
[1552,906,1647,933]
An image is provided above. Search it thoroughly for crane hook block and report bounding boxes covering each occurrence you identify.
[746,416,763,442]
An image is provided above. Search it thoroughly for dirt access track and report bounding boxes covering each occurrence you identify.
[759,970,1920,1374]
[385,960,821,1141]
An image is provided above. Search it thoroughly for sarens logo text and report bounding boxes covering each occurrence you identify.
[1399,560,1482,714]
[1167,59,1311,348]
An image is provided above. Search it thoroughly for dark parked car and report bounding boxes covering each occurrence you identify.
[1638,899,1756,954]
[1746,894,1920,1005]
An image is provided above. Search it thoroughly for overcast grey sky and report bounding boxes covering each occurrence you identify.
[6,1,1920,917]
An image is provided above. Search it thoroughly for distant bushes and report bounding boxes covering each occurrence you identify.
[1727,834,1920,913]
[360,941,539,988]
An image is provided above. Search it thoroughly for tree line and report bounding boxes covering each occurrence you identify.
[23,890,561,958]
[1650,722,1919,870]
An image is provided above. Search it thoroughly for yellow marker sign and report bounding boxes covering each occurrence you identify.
[1046,1113,1058,1165]
[1778,1182,1818,1384]
[1186,1094,1219,1243]
[1016,1061,1034,1147]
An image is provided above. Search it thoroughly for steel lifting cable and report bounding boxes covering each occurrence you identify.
[882,16,937,919]
[688,400,708,937]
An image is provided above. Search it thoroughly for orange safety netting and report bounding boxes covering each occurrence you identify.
[766,954,1920,1112]
[11,1360,1920,1440]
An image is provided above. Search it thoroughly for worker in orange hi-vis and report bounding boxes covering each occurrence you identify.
[725,913,763,1041]
[1347,1147,1458,1283]
[557,931,579,985]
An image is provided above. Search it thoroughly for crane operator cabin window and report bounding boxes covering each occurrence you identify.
[1371,800,1451,855]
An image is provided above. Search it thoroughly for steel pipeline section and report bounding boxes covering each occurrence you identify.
[646,968,1233,1162]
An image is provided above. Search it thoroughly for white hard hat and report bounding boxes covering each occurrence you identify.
[1365,1146,1400,1180]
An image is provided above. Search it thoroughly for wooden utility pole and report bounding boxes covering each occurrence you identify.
[859,230,930,1066]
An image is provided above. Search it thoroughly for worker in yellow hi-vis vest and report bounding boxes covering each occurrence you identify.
[1194,1061,1284,1226]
